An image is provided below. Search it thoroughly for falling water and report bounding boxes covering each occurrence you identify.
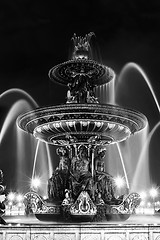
[0,88,38,143]
[96,73,130,190]
[31,140,40,180]
[117,62,160,191]
[0,92,38,192]
[0,88,53,194]
[95,78,115,104]
[116,143,130,189]
[97,62,160,192]
[117,63,160,113]
[45,143,53,178]
[131,122,160,191]
[16,122,36,192]
[0,88,38,107]
[31,140,53,196]
[0,100,27,143]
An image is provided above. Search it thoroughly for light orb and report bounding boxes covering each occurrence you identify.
[114,176,125,189]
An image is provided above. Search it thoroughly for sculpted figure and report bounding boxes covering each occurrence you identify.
[94,149,122,205]
[48,147,70,202]
[69,145,94,200]
[95,148,105,172]
[0,170,6,225]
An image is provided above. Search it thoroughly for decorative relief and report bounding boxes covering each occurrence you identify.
[155,236,160,240]
[1,228,160,240]
[106,236,123,240]
[8,236,23,240]
[32,235,48,240]
[80,234,101,240]
[54,233,76,240]
[132,235,147,240]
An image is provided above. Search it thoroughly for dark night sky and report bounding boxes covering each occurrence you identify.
[0,0,160,105]
[0,0,160,191]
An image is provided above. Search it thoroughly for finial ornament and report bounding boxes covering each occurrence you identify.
[71,32,95,60]
[48,32,115,95]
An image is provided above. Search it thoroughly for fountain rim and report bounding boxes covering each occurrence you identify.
[17,103,147,138]
[48,59,115,86]
[17,102,147,118]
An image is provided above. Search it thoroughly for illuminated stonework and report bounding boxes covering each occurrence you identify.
[18,32,147,146]
[17,33,147,222]
[17,103,146,146]
[48,59,115,87]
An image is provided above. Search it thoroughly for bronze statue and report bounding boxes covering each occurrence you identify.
[69,145,94,200]
[0,170,6,225]
[48,147,70,202]
[47,144,120,205]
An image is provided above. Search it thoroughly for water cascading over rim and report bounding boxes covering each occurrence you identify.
[17,32,147,146]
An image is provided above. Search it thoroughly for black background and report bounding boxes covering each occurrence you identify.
[0,0,160,105]
[0,0,160,190]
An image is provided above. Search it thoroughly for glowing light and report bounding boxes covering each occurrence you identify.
[140,200,145,206]
[114,176,125,188]
[157,201,160,206]
[8,192,15,201]
[31,177,41,189]
[147,202,151,207]
[149,188,158,199]
[17,202,23,208]
[140,191,147,200]
[16,194,23,202]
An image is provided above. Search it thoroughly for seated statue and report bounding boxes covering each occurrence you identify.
[95,171,121,205]
[94,148,123,205]
[69,145,94,200]
[47,144,123,206]
[48,147,70,202]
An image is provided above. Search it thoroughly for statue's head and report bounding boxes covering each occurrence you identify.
[97,148,106,158]
[56,147,67,157]
[78,145,88,158]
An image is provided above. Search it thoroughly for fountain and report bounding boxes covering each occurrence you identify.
[16,33,147,222]
[1,33,160,239]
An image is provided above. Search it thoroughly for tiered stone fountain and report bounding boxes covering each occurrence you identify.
[17,33,147,222]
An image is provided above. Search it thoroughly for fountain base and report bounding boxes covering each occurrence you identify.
[24,191,140,222]
[2,215,160,240]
